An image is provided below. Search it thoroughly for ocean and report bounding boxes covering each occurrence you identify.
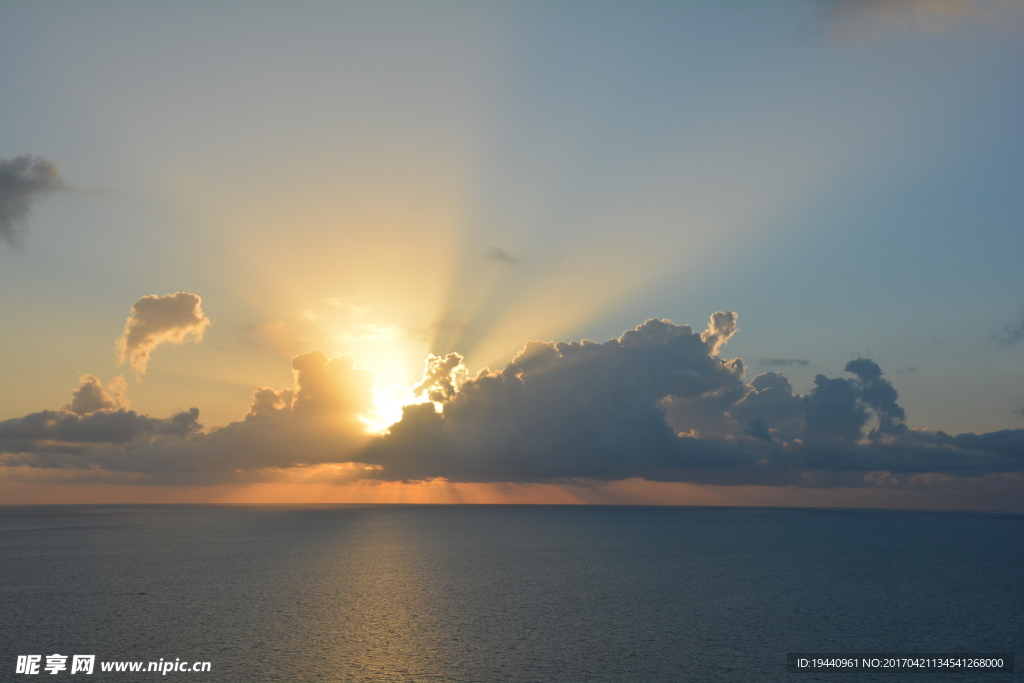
[1,505,1020,681]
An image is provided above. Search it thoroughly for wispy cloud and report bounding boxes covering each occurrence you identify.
[758,358,811,368]
[485,246,518,264]
[247,321,305,357]
[996,306,1024,345]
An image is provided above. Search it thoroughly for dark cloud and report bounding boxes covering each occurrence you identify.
[745,418,772,441]
[0,407,200,447]
[117,293,211,374]
[0,155,65,247]
[729,372,805,442]
[729,360,908,444]
[485,246,517,264]
[845,358,907,435]
[803,373,869,441]
[758,358,811,367]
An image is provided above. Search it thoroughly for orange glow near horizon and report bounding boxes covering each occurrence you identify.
[1,473,1006,511]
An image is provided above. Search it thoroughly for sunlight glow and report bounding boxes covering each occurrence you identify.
[361,384,418,434]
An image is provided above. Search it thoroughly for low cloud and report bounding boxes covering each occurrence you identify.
[2,312,1023,505]
[0,407,200,447]
[0,155,65,247]
[0,350,376,485]
[116,293,211,374]
[361,314,1021,493]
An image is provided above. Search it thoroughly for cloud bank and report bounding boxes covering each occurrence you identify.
[363,316,1021,490]
[117,293,211,374]
[2,312,1022,506]
[0,350,375,485]
[0,154,65,247]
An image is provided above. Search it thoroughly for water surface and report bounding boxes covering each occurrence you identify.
[1,505,1020,681]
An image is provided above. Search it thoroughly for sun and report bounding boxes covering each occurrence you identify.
[321,315,429,434]
[360,384,418,434]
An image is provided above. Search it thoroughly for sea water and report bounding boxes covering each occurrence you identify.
[1,505,1020,681]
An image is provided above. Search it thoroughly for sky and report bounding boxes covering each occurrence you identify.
[1,0,1022,508]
